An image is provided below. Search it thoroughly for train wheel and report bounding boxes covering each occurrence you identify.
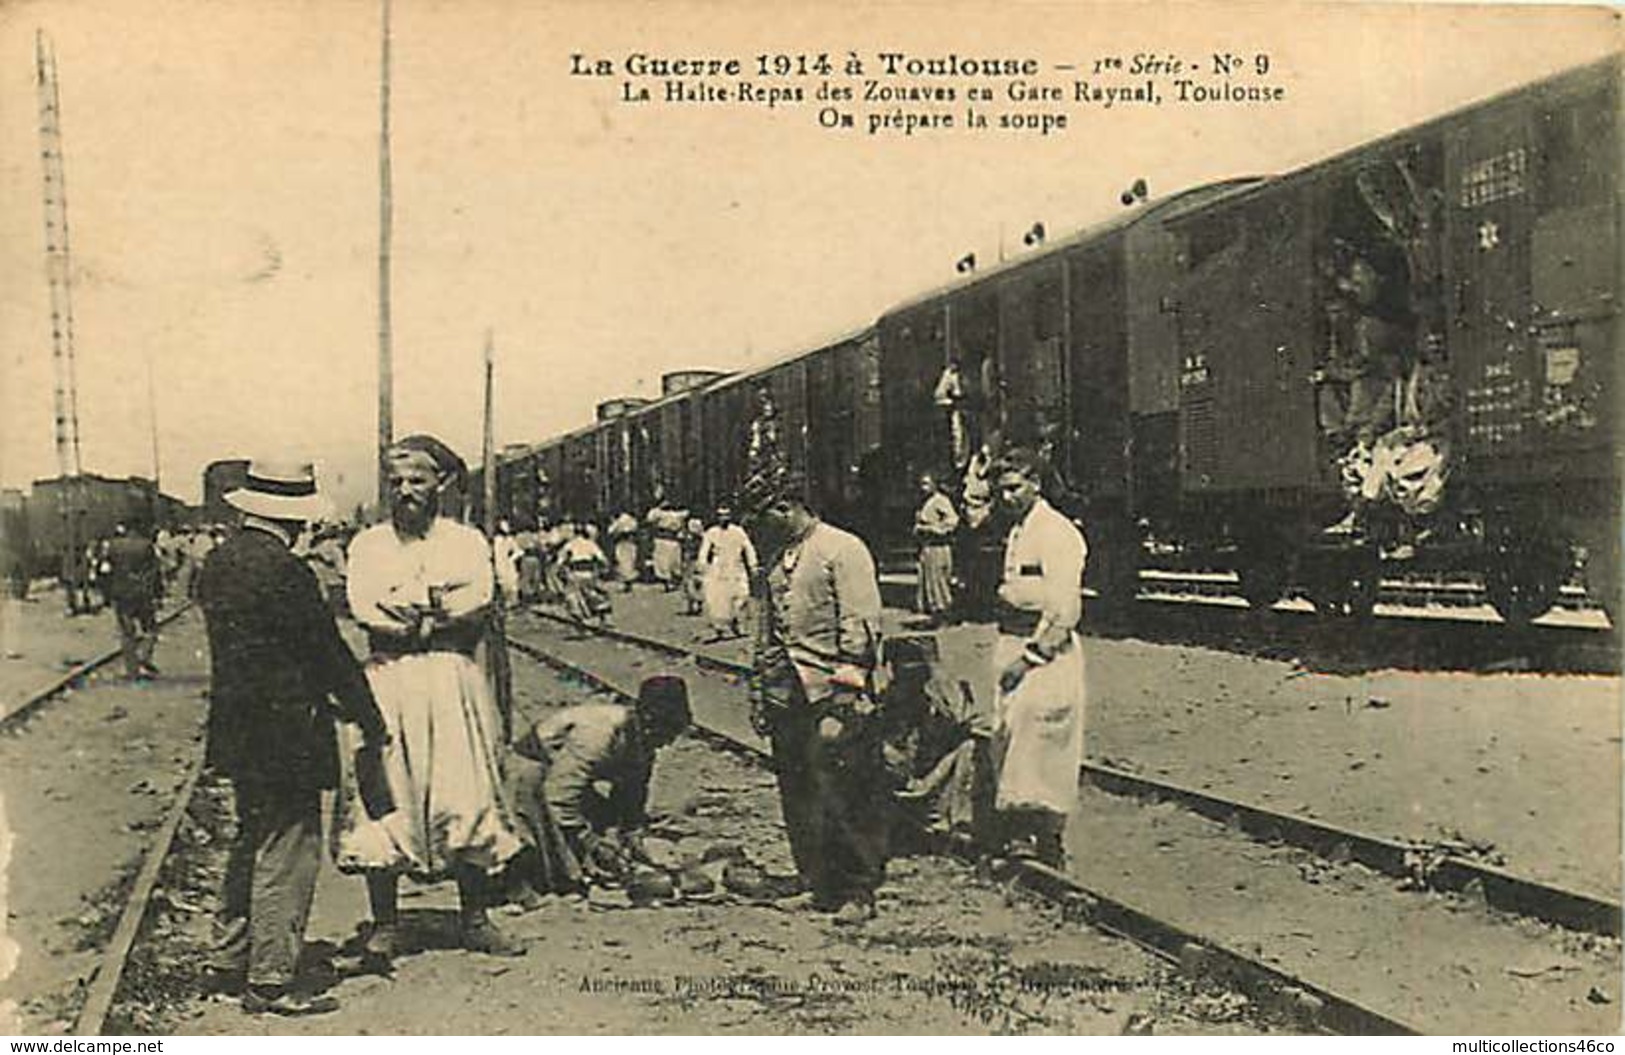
[1087,513,1142,619]
[1579,525,1621,629]
[1484,555,1562,628]
[1305,548,1378,620]
[1343,555,1380,620]
[1236,535,1291,611]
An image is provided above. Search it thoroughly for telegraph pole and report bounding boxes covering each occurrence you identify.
[146,351,163,526]
[376,0,394,506]
[146,353,161,489]
[480,328,513,736]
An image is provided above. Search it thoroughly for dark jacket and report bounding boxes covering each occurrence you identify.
[198,526,385,790]
[104,534,161,610]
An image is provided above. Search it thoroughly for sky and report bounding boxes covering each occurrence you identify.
[0,0,1616,507]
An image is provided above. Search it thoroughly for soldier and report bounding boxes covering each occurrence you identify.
[913,473,959,626]
[335,434,526,964]
[680,514,706,616]
[752,482,888,924]
[988,448,1088,870]
[646,493,685,591]
[698,503,756,642]
[557,523,612,625]
[607,510,640,591]
[103,522,162,679]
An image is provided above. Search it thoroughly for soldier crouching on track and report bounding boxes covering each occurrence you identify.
[197,460,390,1017]
[880,635,994,846]
[503,674,692,903]
[751,481,890,925]
[989,447,1088,871]
[333,434,526,964]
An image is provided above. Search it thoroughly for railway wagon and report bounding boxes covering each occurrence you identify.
[25,474,168,578]
[876,179,1260,601]
[571,329,879,539]
[1158,56,1620,622]
[201,459,251,525]
[1,490,31,583]
[469,444,542,530]
[556,426,602,523]
[499,444,543,530]
[682,329,880,536]
[650,370,728,510]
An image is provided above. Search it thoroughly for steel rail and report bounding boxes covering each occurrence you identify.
[1,603,194,730]
[74,753,207,1036]
[21,604,208,1035]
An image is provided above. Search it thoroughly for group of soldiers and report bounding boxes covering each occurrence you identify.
[186,430,1089,1016]
[51,524,216,617]
[489,500,760,642]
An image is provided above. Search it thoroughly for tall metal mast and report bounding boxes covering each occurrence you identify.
[37,30,84,579]
[35,30,83,481]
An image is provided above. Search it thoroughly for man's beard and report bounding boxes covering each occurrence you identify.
[391,494,436,538]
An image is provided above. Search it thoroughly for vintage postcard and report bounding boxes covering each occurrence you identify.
[0,0,1619,1039]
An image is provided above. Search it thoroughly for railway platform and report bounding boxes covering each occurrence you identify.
[544,582,1622,902]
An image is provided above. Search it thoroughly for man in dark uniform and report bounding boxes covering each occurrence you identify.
[103,522,162,679]
[197,460,389,1016]
[752,480,889,925]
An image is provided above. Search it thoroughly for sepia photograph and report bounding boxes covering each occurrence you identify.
[0,0,1620,1038]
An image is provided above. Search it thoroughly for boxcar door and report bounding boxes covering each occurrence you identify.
[1065,243,1129,506]
[1447,99,1537,466]
[1000,261,1076,483]
[1526,68,1619,469]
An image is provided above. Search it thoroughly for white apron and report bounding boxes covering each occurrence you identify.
[992,630,1085,814]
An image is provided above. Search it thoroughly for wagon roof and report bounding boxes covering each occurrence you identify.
[1159,54,1622,226]
[880,176,1265,317]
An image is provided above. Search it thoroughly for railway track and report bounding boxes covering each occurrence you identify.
[1,603,194,730]
[1132,568,1605,620]
[516,608,1622,939]
[501,624,1410,1035]
[0,604,203,1035]
[114,621,1305,1037]
[505,611,1624,1033]
[875,570,1618,675]
[59,603,1617,1036]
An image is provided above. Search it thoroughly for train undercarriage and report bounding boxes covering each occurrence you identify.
[1101,482,1619,627]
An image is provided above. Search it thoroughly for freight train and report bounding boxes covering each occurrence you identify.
[472,57,1620,626]
[0,474,189,581]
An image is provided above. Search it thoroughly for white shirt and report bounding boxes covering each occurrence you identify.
[491,534,521,597]
[699,524,757,580]
[999,498,1087,637]
[347,517,494,630]
[558,536,607,569]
